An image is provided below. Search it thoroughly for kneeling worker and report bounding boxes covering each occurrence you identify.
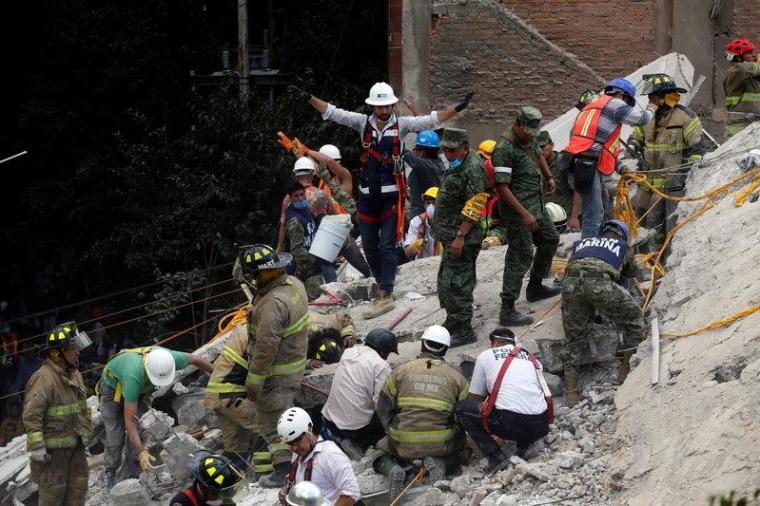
[169,451,244,506]
[455,327,551,472]
[374,325,470,499]
[100,344,213,489]
[321,328,397,459]
[23,322,93,506]
[561,220,646,406]
[277,407,360,506]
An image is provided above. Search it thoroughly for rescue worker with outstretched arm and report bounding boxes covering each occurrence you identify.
[723,39,760,138]
[23,322,93,506]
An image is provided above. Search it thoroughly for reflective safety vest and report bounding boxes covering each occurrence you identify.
[382,352,469,459]
[204,326,250,409]
[565,95,621,175]
[24,358,93,451]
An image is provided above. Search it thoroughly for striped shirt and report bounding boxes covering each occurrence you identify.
[582,97,656,164]
[291,438,361,504]
[322,345,391,430]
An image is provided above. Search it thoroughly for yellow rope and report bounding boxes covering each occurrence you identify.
[662,304,760,338]
[735,171,760,207]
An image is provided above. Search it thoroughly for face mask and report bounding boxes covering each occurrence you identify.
[206,500,223,506]
[448,158,462,170]
[292,200,309,209]
[664,92,680,107]
[425,204,435,221]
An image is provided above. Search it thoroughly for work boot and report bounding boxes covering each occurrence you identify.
[449,326,477,348]
[362,290,395,320]
[618,350,635,383]
[499,301,534,326]
[422,456,446,483]
[258,462,289,488]
[481,236,502,250]
[373,455,406,501]
[483,451,511,473]
[525,277,562,302]
[563,366,581,407]
[105,469,117,491]
[339,438,364,461]
[516,442,540,461]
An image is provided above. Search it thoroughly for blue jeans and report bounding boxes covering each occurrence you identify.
[357,196,398,293]
[580,171,604,239]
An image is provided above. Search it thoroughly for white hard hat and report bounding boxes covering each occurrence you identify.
[421,325,451,348]
[293,157,316,175]
[145,348,176,387]
[286,481,328,506]
[318,144,341,160]
[277,407,313,443]
[365,82,398,106]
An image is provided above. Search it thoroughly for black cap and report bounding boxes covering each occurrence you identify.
[489,327,516,343]
[364,328,399,354]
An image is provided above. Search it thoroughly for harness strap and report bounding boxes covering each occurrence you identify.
[286,442,320,491]
[181,488,200,506]
[356,208,396,224]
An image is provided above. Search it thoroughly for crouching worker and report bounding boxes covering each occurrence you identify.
[374,325,470,499]
[561,220,646,406]
[23,322,93,506]
[277,408,361,506]
[321,328,397,459]
[169,451,244,506]
[455,327,552,473]
[100,345,213,489]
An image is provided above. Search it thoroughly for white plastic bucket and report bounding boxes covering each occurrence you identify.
[309,215,352,263]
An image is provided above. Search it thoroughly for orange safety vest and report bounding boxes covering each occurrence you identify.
[565,94,621,176]
[317,179,349,215]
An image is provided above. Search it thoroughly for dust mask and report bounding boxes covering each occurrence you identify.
[292,200,309,210]
[448,158,462,170]
[664,92,680,107]
[425,204,435,221]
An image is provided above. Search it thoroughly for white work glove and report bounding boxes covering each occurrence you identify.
[30,447,52,463]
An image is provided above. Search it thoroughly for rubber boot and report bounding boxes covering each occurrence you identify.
[449,326,477,348]
[481,236,502,250]
[618,350,635,383]
[499,300,534,326]
[258,462,289,488]
[564,366,581,407]
[373,455,406,501]
[483,450,511,473]
[422,456,446,483]
[362,289,395,320]
[525,276,562,302]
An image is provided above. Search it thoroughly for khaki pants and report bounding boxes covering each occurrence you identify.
[30,443,88,506]
[252,383,299,469]
[215,396,257,454]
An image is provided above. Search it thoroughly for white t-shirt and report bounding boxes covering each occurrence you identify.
[470,344,548,415]
[403,214,436,258]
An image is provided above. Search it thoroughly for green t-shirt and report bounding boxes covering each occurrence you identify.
[102,346,188,403]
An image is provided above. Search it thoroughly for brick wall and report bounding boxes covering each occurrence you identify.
[732,1,760,42]
[430,1,604,129]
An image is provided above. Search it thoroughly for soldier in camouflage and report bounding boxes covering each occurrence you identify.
[561,220,646,406]
[432,128,488,347]
[283,183,323,299]
[538,130,580,231]
[491,107,560,326]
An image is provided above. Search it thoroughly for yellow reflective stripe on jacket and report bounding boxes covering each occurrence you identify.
[642,142,687,153]
[271,357,307,376]
[725,95,740,106]
[388,426,456,444]
[459,383,470,400]
[268,440,290,453]
[45,435,80,448]
[397,397,455,412]
[385,375,398,397]
[46,400,87,417]
[206,382,247,394]
[688,154,703,160]
[282,313,309,338]
[246,371,268,387]
[222,346,249,370]
[683,118,701,137]
[27,431,44,446]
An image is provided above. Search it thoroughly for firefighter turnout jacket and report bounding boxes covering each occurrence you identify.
[204,324,250,409]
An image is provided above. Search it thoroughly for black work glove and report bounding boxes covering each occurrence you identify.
[288,85,312,102]
[454,91,475,112]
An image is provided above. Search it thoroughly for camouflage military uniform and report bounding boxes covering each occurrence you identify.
[284,210,322,299]
[431,129,487,337]
[561,239,645,367]
[492,117,559,304]
[545,151,574,219]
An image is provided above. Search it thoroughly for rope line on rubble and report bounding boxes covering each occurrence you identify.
[614,166,760,338]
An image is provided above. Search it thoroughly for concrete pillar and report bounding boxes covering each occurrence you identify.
[388,0,403,93]
[401,0,431,113]
[671,0,715,112]
[655,0,673,55]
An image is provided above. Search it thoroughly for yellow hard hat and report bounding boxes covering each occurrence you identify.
[423,187,439,200]
[478,140,496,160]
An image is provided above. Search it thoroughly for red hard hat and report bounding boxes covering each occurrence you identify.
[725,39,755,56]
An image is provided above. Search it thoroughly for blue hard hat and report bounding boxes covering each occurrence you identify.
[415,130,440,149]
[600,220,629,242]
[604,78,636,105]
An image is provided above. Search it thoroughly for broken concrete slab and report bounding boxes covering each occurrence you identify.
[159,432,203,483]
[109,478,152,506]
[172,389,217,429]
[536,322,621,373]
[139,409,175,445]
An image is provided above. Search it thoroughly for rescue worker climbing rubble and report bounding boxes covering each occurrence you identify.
[23,321,93,506]
[100,343,213,489]
[432,128,488,346]
[628,73,705,252]
[239,244,309,489]
[560,220,646,406]
[295,82,474,320]
[492,107,561,326]
[723,38,760,138]
[374,325,470,500]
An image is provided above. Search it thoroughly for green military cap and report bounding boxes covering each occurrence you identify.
[536,130,553,147]
[439,128,469,149]
[516,106,543,137]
